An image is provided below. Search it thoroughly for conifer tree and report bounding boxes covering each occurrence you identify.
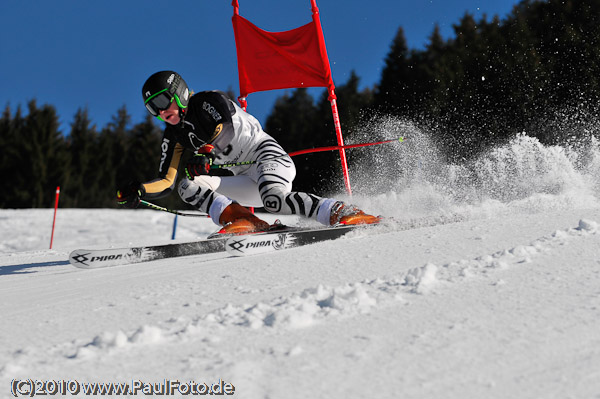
[374,27,411,116]
[17,101,67,207]
[96,106,131,207]
[64,108,97,207]
[0,106,19,207]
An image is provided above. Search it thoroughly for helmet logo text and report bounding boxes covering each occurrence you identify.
[203,102,222,122]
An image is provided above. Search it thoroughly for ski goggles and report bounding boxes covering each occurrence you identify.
[144,89,174,116]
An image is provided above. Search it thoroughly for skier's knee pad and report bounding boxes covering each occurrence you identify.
[177,177,215,205]
[261,186,289,214]
[178,178,232,222]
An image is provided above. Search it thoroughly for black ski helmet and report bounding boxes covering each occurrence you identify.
[142,71,190,117]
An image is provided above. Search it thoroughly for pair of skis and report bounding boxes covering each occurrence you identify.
[68,224,370,269]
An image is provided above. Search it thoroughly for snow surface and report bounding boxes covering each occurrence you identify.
[2,130,600,398]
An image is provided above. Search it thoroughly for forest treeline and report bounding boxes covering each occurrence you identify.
[2,0,599,208]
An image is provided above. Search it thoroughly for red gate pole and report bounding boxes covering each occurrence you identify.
[232,0,252,212]
[232,0,248,111]
[328,90,352,196]
[311,0,352,196]
[50,186,60,249]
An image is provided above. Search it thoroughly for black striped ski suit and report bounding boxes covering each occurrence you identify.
[141,90,337,226]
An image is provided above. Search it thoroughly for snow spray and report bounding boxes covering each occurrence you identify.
[343,115,600,220]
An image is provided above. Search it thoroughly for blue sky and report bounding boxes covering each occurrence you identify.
[2,0,520,134]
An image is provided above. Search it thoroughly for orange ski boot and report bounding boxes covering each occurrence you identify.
[214,203,270,236]
[329,201,381,226]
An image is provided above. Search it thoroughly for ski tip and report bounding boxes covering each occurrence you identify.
[68,250,96,269]
[68,248,140,269]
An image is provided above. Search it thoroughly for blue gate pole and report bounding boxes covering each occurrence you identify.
[171,214,178,240]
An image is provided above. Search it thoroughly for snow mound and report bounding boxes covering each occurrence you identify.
[578,218,598,232]
[436,219,599,285]
[204,283,378,329]
[403,263,438,294]
[70,325,165,359]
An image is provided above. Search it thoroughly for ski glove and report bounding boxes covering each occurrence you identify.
[116,181,145,208]
[185,144,216,179]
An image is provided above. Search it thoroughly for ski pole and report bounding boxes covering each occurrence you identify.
[140,200,209,217]
[211,136,406,170]
[289,137,405,157]
[143,137,406,212]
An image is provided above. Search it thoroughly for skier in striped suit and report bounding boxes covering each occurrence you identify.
[117,71,379,235]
